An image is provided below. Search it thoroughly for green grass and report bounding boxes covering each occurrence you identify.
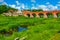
[0,14,60,40]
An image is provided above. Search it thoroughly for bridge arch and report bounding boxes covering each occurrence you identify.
[32,13,36,17]
[38,13,44,18]
[26,14,30,17]
[47,12,53,18]
[56,12,60,18]
[22,10,60,18]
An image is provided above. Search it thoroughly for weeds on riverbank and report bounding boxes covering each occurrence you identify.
[0,14,60,40]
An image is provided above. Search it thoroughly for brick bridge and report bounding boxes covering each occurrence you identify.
[22,10,60,18]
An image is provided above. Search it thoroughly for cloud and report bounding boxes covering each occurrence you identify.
[46,2,50,5]
[38,5,49,11]
[31,4,36,9]
[0,0,4,2]
[8,3,58,11]
[31,0,36,3]
[9,4,16,8]
[31,4,49,11]
[46,2,58,10]
[31,4,38,9]
[16,1,20,5]
[21,4,25,9]
[48,5,58,10]
[8,1,21,10]
[9,4,21,10]
[31,7,34,9]
[2,2,8,5]
[37,4,58,11]
[16,6,21,10]
[57,2,60,6]
[31,6,37,9]
[25,5,29,9]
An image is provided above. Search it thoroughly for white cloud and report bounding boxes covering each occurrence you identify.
[46,2,50,5]
[16,1,20,5]
[38,5,46,8]
[31,4,35,9]
[25,5,29,9]
[8,1,22,10]
[2,2,8,5]
[9,4,21,10]
[16,6,21,10]
[21,4,25,9]
[0,0,4,2]
[37,4,58,11]
[57,2,60,6]
[8,3,58,11]
[31,4,38,9]
[31,6,35,9]
[31,0,36,3]
[38,5,49,11]
[9,4,16,8]
[48,5,58,10]
[31,6,34,9]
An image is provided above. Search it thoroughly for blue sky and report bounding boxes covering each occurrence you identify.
[0,0,60,11]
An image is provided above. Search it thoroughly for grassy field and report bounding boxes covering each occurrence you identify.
[0,14,60,40]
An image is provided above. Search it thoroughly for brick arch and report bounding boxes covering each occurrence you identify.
[51,10,60,18]
[38,13,44,18]
[26,14,30,17]
[22,10,60,18]
[32,13,36,17]
[46,12,53,18]
[56,11,60,18]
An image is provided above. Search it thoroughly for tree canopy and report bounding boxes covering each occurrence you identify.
[23,9,43,12]
[31,9,43,12]
[0,5,17,14]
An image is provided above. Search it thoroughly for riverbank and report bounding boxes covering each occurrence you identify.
[0,14,60,40]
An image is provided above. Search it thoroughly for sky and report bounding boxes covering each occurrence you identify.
[0,0,60,11]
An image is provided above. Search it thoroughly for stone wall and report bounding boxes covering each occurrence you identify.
[3,10,23,16]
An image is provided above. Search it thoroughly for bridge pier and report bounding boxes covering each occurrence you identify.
[24,14,28,17]
[44,14,47,18]
[30,14,33,18]
[36,14,40,18]
[53,14,57,18]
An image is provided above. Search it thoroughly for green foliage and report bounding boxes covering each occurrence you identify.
[0,5,17,14]
[0,15,60,40]
[24,9,43,12]
[0,5,8,13]
[57,13,60,18]
[32,14,36,17]
[7,6,17,11]
[47,13,53,18]
[31,9,43,12]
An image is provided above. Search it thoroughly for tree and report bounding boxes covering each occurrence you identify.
[31,9,43,12]
[0,4,18,14]
[0,5,8,14]
[23,9,43,12]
